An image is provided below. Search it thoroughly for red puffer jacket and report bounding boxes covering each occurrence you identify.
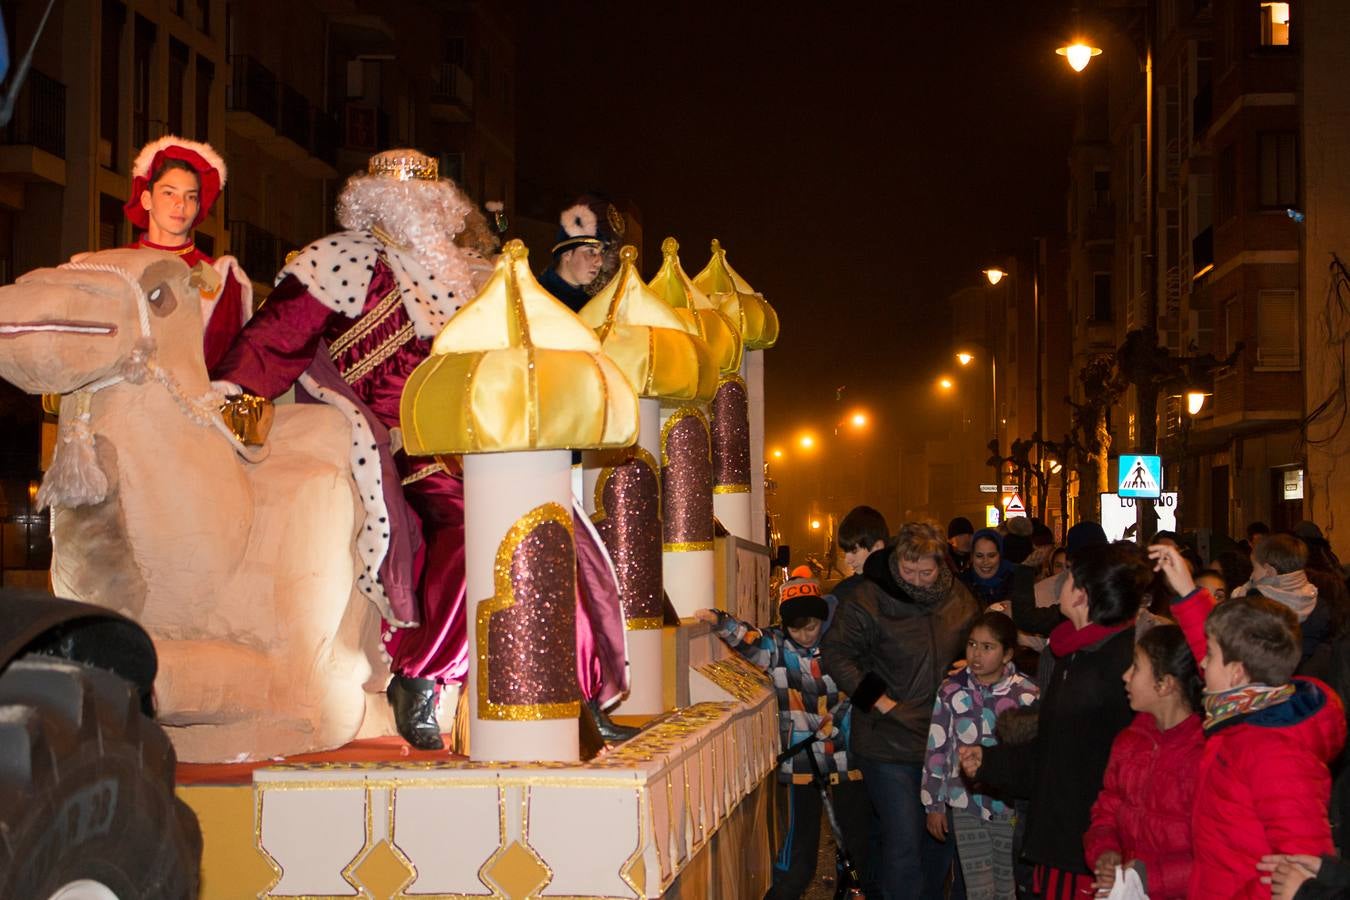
[1083,712,1204,898]
[1173,589,1348,899]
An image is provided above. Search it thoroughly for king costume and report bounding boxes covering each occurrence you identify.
[211,150,629,750]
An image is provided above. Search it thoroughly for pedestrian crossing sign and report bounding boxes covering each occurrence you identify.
[1118,454,1162,499]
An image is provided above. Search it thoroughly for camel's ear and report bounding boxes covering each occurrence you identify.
[139,258,188,317]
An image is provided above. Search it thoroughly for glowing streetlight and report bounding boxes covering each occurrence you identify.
[810,519,821,530]
[938,376,954,391]
[1056,41,1102,72]
[1186,391,1209,416]
[956,352,974,367]
[850,411,867,428]
[982,267,1007,286]
[798,433,816,451]
[771,447,784,460]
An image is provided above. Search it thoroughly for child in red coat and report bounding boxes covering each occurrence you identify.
[1084,623,1205,899]
[1150,544,1347,899]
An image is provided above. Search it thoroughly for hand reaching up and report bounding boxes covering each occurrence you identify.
[1147,544,1196,599]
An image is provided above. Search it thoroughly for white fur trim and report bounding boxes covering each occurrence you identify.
[560,203,598,238]
[197,256,254,331]
[295,372,412,626]
[279,231,461,339]
[132,135,228,185]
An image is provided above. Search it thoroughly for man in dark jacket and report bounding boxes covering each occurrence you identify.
[822,521,979,900]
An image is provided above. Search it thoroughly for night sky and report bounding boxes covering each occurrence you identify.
[518,2,1083,528]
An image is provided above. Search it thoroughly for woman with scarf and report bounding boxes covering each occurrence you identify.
[960,542,1145,900]
[959,528,1017,610]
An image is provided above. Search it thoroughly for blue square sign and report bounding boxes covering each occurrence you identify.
[1118,454,1163,499]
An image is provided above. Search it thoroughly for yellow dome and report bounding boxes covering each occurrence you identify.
[693,239,779,350]
[579,246,718,403]
[401,240,639,454]
[646,237,743,375]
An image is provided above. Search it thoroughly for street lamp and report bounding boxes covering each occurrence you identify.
[1186,391,1209,416]
[771,447,785,460]
[982,267,1007,286]
[956,351,974,367]
[938,376,954,391]
[798,433,816,451]
[1056,41,1102,72]
[850,411,867,429]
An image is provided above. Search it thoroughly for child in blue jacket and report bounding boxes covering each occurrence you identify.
[695,566,871,899]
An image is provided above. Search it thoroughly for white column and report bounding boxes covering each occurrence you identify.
[745,350,766,546]
[464,450,578,763]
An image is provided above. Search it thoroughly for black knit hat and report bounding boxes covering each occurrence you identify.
[779,565,828,626]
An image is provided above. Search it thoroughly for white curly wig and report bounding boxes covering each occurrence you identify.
[337,175,477,304]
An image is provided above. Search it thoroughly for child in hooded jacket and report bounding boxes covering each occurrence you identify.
[1084,623,1205,899]
[922,610,1038,899]
[1150,543,1347,899]
[695,566,871,900]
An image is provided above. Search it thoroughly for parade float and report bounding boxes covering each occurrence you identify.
[0,231,781,897]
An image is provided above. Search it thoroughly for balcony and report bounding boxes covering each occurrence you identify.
[0,69,68,187]
[277,85,311,157]
[227,219,282,283]
[1198,362,1302,435]
[429,63,473,123]
[227,55,278,137]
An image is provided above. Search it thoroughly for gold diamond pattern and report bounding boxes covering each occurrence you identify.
[349,838,417,897]
[482,839,550,899]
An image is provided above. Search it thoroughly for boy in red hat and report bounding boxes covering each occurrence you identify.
[125,136,250,370]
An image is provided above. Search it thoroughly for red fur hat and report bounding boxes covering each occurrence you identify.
[123,136,228,231]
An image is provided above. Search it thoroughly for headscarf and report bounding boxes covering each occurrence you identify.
[960,528,1016,607]
[1232,570,1318,622]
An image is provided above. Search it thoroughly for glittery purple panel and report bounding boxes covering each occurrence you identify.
[487,520,579,708]
[597,456,664,622]
[711,379,751,488]
[662,414,714,544]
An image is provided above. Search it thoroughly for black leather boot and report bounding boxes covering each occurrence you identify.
[588,698,639,743]
[387,675,444,750]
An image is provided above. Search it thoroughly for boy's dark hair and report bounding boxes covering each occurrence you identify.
[1137,624,1204,713]
[1069,542,1152,627]
[838,505,889,552]
[149,156,200,189]
[968,610,1018,652]
[1247,521,1271,540]
[1253,534,1307,575]
[1205,594,1302,685]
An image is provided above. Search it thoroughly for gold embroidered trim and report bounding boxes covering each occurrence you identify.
[400,461,446,486]
[329,286,402,358]
[343,321,416,385]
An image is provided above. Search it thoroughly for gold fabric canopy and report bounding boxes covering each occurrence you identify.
[646,237,743,376]
[578,246,717,404]
[693,239,779,350]
[400,240,639,454]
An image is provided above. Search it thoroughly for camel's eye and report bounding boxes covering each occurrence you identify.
[145,281,177,316]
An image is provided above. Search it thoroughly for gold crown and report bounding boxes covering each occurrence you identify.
[367,149,439,182]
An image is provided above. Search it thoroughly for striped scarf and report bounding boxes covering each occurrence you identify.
[1202,681,1296,731]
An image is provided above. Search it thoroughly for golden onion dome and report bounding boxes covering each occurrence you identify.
[400,240,639,454]
[693,239,779,350]
[579,246,718,404]
[646,237,743,375]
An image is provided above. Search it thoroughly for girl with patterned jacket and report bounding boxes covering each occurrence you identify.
[695,566,871,900]
[922,611,1039,900]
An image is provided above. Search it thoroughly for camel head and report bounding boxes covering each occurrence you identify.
[0,248,203,395]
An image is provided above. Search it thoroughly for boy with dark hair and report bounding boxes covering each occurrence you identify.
[838,505,889,578]
[1150,543,1347,898]
[696,568,871,898]
[947,516,975,573]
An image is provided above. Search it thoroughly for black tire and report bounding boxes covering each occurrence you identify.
[0,657,201,899]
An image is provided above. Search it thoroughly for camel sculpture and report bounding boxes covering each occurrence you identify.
[0,248,397,762]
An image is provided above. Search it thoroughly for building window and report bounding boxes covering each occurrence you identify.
[1259,2,1290,46]
[132,15,156,149]
[193,0,210,35]
[1224,295,1242,358]
[99,193,124,248]
[1215,143,1237,222]
[1259,132,1297,208]
[1092,169,1111,209]
[99,0,124,170]
[1256,290,1299,367]
[1092,273,1113,321]
[168,39,188,137]
[196,57,214,141]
